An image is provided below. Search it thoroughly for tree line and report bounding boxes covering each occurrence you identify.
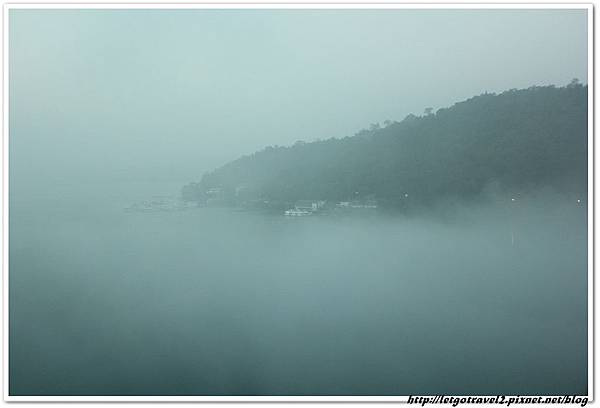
[182,82,587,210]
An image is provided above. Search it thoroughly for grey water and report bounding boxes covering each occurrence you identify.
[9,182,587,396]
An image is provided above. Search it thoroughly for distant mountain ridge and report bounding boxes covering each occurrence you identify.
[182,82,587,210]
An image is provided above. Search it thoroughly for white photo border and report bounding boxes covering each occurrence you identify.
[1,2,594,402]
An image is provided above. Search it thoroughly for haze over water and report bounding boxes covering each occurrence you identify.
[9,182,587,395]
[8,8,589,396]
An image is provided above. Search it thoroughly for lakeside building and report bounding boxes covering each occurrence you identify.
[295,200,326,212]
[336,199,378,209]
[284,200,326,216]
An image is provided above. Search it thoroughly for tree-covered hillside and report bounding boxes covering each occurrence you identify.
[183,82,587,209]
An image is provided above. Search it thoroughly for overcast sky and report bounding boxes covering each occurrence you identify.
[9,8,588,185]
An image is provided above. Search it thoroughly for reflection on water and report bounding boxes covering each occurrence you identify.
[9,183,587,396]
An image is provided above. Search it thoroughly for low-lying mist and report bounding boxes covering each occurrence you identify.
[9,183,587,395]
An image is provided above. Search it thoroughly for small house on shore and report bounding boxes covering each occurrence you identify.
[295,200,325,212]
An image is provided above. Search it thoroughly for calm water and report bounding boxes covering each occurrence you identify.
[9,182,588,396]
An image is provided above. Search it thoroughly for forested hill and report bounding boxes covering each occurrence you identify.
[182,83,587,209]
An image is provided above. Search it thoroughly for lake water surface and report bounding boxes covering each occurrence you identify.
[9,182,588,396]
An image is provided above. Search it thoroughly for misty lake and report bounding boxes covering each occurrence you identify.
[9,182,587,396]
